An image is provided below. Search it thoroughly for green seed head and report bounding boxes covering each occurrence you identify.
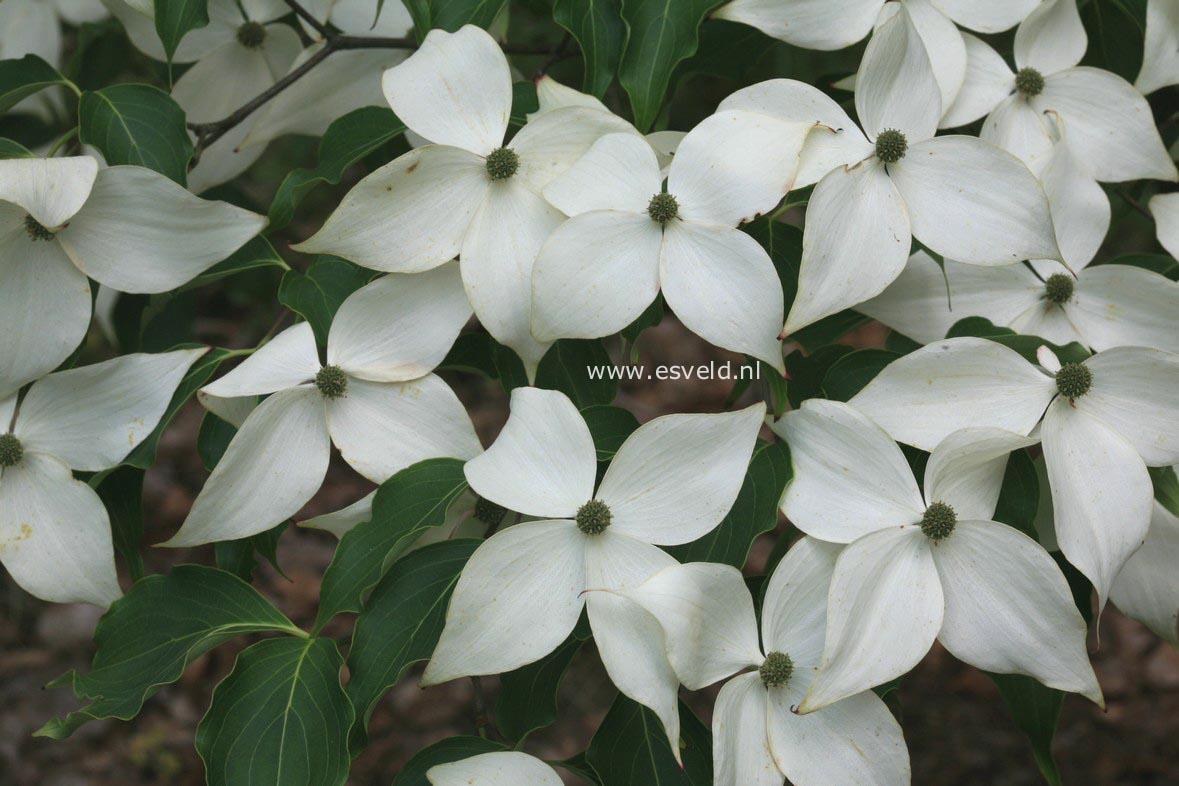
[1044,273,1074,304]
[315,365,348,399]
[1015,67,1045,97]
[875,128,908,164]
[0,433,23,468]
[575,499,612,536]
[1055,362,1092,400]
[759,651,794,689]
[647,192,679,224]
[485,147,519,180]
[236,21,267,48]
[24,214,53,241]
[474,496,507,527]
[920,501,957,541]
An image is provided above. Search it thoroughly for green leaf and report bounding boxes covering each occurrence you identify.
[277,256,373,346]
[536,339,618,407]
[268,106,406,230]
[993,449,1040,540]
[94,466,145,582]
[554,0,625,97]
[37,566,301,739]
[783,344,854,409]
[946,316,1090,365]
[346,539,480,753]
[197,637,353,786]
[989,673,1065,785]
[0,137,34,158]
[1080,0,1146,81]
[821,348,900,402]
[79,84,193,185]
[510,79,539,127]
[403,0,508,40]
[677,19,776,81]
[496,633,584,743]
[667,439,791,568]
[153,0,210,62]
[215,522,288,583]
[439,332,501,378]
[314,458,469,631]
[1149,466,1179,518]
[558,753,603,785]
[183,235,288,289]
[0,54,72,113]
[581,405,640,462]
[392,736,507,786]
[618,0,719,131]
[884,330,921,355]
[621,295,664,349]
[197,411,237,470]
[586,695,712,785]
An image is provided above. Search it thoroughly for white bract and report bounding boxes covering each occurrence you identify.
[1150,192,1179,260]
[0,348,206,607]
[0,0,105,117]
[530,111,817,372]
[295,25,635,377]
[625,540,911,786]
[424,387,764,758]
[0,156,264,399]
[725,6,1059,336]
[1110,500,1179,647]
[1136,0,1179,95]
[426,751,562,786]
[162,263,482,547]
[943,0,1178,182]
[850,337,1179,612]
[774,399,1102,712]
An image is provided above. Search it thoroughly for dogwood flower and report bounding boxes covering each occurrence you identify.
[774,399,1102,711]
[0,156,264,399]
[625,540,911,786]
[0,348,207,607]
[1110,500,1179,647]
[426,751,562,786]
[424,387,764,757]
[849,337,1179,612]
[1136,0,1179,95]
[1151,192,1179,260]
[530,112,817,371]
[110,0,286,62]
[161,263,482,547]
[295,25,635,377]
[941,0,1177,182]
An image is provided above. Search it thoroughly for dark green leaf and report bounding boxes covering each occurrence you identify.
[536,339,618,407]
[496,633,584,743]
[37,566,300,739]
[586,695,712,785]
[946,316,1090,365]
[346,539,480,753]
[439,332,501,378]
[494,341,530,392]
[783,344,854,409]
[197,637,353,786]
[884,330,921,355]
[153,0,210,62]
[95,466,145,582]
[558,752,603,784]
[989,673,1065,786]
[582,405,640,462]
[993,449,1040,540]
[79,84,193,184]
[314,458,469,631]
[403,0,508,41]
[678,19,775,81]
[510,79,539,126]
[392,736,507,786]
[197,411,236,471]
[554,0,625,97]
[821,348,900,402]
[214,522,287,583]
[0,55,72,113]
[1080,0,1146,81]
[277,256,373,346]
[621,295,663,349]
[0,137,33,157]
[184,235,288,289]
[1150,466,1179,518]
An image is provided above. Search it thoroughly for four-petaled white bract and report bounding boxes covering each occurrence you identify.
[426,751,563,786]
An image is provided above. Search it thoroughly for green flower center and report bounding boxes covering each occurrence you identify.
[920,501,957,541]
[485,147,519,180]
[759,651,794,689]
[875,128,908,164]
[647,192,679,224]
[575,499,612,535]
[1055,362,1092,400]
[315,365,348,399]
[1044,273,1074,304]
[0,433,23,467]
[474,496,507,527]
[236,21,267,49]
[24,215,53,241]
[1015,67,1045,97]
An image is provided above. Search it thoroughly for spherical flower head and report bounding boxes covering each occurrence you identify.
[315,364,348,399]
[485,147,519,180]
[921,501,957,541]
[474,496,507,527]
[24,215,53,241]
[1055,362,1092,400]
[647,192,679,224]
[1015,67,1045,97]
[575,499,612,535]
[759,650,794,689]
[1044,273,1074,304]
[875,129,907,164]
[0,433,23,468]
[236,21,267,49]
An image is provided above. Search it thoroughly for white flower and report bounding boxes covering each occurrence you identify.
[1110,500,1179,647]
[426,751,562,786]
[942,0,1177,182]
[110,0,286,61]
[295,25,636,377]
[625,540,910,786]
[1136,0,1179,95]
[848,337,1179,612]
[0,348,207,607]
[774,399,1102,712]
[1150,192,1179,260]
[734,6,1060,336]
[161,263,482,547]
[0,156,265,399]
[530,109,818,371]
[423,387,765,758]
